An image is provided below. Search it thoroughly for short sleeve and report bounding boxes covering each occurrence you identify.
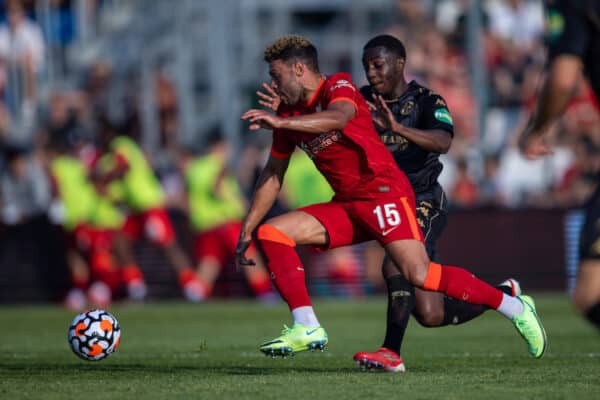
[418,93,454,136]
[270,129,295,158]
[546,1,589,61]
[324,77,361,112]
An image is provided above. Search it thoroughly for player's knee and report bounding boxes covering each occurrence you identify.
[572,287,595,315]
[413,304,444,327]
[402,262,429,288]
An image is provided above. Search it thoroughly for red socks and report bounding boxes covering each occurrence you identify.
[257,224,311,310]
[424,262,503,309]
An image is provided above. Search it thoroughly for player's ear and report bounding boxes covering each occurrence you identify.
[396,57,405,72]
[293,61,305,77]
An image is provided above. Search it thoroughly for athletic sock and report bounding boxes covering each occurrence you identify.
[257,224,311,310]
[424,263,521,318]
[291,306,320,328]
[440,282,518,325]
[497,293,524,319]
[585,302,600,330]
[382,275,415,355]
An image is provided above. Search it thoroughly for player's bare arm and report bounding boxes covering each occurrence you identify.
[519,55,583,159]
[236,154,290,267]
[371,94,451,153]
[242,101,355,134]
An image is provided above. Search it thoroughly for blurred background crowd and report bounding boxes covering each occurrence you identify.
[0,0,597,306]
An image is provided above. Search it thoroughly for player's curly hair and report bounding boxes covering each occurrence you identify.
[363,34,406,60]
[264,35,319,72]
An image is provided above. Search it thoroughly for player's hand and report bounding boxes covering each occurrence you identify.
[241,109,282,131]
[369,95,396,131]
[518,126,554,160]
[257,82,281,112]
[235,238,256,268]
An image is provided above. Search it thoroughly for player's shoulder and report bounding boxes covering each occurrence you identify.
[409,81,448,106]
[325,72,358,92]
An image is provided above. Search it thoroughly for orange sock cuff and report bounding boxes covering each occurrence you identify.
[257,224,296,247]
[423,262,442,291]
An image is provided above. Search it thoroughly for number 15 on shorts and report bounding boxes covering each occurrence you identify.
[373,203,401,233]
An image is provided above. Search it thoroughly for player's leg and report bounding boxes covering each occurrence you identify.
[573,193,600,329]
[385,239,547,358]
[114,215,147,300]
[256,202,361,357]
[143,208,204,301]
[352,195,546,358]
[572,260,600,329]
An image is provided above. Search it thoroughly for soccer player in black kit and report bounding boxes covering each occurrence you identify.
[353,35,520,372]
[520,0,600,330]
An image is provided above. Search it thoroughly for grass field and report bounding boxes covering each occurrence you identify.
[1,293,599,400]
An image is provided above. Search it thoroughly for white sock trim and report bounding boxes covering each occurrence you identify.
[291,306,320,328]
[497,294,524,319]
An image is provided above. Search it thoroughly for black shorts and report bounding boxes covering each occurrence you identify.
[415,184,448,262]
[579,185,600,260]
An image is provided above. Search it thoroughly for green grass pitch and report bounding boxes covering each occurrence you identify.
[1,293,599,399]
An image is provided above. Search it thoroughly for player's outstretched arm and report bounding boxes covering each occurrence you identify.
[371,94,451,153]
[237,155,290,267]
[278,101,356,134]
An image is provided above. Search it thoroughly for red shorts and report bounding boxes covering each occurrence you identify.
[72,224,114,253]
[122,208,175,246]
[299,195,423,250]
[193,221,256,266]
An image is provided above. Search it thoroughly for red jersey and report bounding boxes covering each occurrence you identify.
[271,72,412,201]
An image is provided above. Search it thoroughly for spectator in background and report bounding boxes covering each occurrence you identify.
[487,0,544,51]
[478,153,505,207]
[1,142,49,225]
[450,157,478,208]
[0,0,44,117]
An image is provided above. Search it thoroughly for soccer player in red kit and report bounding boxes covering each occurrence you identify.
[238,35,547,359]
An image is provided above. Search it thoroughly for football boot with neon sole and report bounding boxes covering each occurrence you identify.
[353,347,406,372]
[512,295,547,358]
[259,323,328,357]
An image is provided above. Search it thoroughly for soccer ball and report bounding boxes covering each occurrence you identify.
[68,309,121,361]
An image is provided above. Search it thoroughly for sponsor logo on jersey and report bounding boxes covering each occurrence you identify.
[300,131,342,159]
[400,101,415,116]
[434,108,453,125]
[330,80,355,92]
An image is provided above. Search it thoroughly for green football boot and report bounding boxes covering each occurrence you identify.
[259,323,328,357]
[512,295,548,358]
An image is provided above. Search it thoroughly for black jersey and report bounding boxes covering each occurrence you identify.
[360,81,454,194]
[546,0,600,98]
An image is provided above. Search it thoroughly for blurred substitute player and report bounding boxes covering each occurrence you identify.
[352,35,521,371]
[519,0,600,330]
[94,127,204,301]
[238,35,546,359]
[46,138,123,309]
[183,130,274,302]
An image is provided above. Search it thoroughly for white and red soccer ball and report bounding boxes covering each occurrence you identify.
[68,309,121,361]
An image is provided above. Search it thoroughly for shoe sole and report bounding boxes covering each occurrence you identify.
[260,340,328,358]
[354,357,406,372]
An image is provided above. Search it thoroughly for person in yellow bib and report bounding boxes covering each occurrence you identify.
[183,131,274,302]
[93,126,204,302]
[46,138,123,309]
